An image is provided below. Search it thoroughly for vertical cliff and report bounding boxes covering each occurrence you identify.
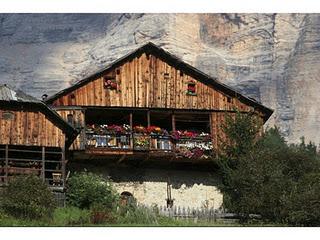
[0,13,319,144]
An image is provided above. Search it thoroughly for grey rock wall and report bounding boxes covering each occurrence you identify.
[0,13,319,144]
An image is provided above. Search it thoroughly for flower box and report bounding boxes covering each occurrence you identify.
[133,133,150,150]
[104,76,117,90]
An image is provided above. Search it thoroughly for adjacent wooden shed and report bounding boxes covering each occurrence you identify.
[0,85,78,188]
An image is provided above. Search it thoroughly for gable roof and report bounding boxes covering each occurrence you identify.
[45,42,273,121]
[0,84,78,147]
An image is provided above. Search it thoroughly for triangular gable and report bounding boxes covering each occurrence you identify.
[45,42,273,121]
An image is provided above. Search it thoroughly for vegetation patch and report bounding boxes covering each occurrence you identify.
[0,175,56,220]
[217,111,320,226]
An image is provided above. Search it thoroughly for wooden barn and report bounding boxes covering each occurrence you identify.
[45,42,273,208]
[45,42,272,163]
[0,85,78,189]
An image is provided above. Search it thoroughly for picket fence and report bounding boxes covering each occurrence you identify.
[138,204,239,223]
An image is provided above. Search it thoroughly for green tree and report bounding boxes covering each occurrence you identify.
[217,112,320,225]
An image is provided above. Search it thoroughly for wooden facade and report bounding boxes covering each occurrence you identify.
[0,108,66,148]
[51,53,253,112]
[46,43,273,163]
[0,85,78,187]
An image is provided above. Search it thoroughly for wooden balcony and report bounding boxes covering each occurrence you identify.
[80,132,214,164]
[0,145,65,188]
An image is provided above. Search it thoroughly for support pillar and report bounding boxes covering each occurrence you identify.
[41,146,45,182]
[5,144,8,185]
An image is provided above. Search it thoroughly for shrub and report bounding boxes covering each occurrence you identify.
[66,172,119,209]
[53,206,91,226]
[0,175,56,220]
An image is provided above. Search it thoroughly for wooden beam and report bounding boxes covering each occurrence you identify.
[129,112,133,149]
[147,110,150,127]
[61,146,66,189]
[171,113,176,152]
[209,113,215,156]
[41,146,45,182]
[117,154,126,164]
[5,144,8,185]
[171,113,176,131]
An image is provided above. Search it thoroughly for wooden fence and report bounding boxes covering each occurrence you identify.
[138,204,239,224]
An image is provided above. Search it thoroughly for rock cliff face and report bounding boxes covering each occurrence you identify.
[0,13,319,144]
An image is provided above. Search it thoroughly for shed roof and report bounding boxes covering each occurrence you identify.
[0,84,39,102]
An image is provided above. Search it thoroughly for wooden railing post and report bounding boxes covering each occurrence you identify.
[171,113,176,152]
[147,110,150,127]
[5,144,8,185]
[41,146,45,182]
[129,113,133,149]
[209,113,215,157]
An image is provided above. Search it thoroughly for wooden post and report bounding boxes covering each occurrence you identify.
[41,146,45,182]
[171,113,176,131]
[5,145,8,185]
[171,113,176,153]
[209,113,214,157]
[61,146,66,189]
[147,110,151,150]
[147,110,151,127]
[129,113,133,149]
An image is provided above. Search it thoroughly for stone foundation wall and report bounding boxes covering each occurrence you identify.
[70,163,223,209]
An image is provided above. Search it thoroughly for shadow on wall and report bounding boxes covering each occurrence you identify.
[68,161,222,189]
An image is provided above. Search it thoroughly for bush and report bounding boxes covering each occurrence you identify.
[66,172,119,209]
[53,207,91,226]
[0,175,56,220]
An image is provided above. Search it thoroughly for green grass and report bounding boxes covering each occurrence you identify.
[0,207,239,227]
[0,207,285,227]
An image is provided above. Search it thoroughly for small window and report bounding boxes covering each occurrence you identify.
[186,83,196,96]
[164,73,169,79]
[2,111,14,120]
[67,114,74,125]
[116,69,121,75]
[70,93,75,99]
[180,71,184,77]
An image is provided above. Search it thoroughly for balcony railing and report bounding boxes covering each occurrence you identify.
[174,137,213,159]
[85,131,213,159]
[86,132,131,149]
